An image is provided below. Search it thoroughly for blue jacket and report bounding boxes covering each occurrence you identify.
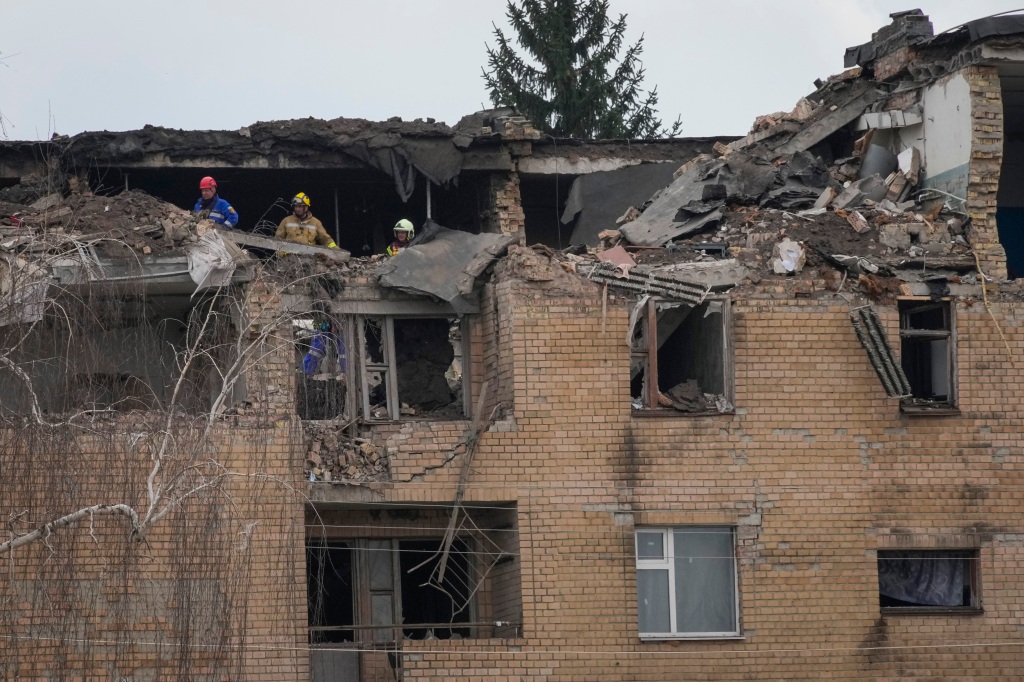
[193,195,239,228]
[303,332,347,375]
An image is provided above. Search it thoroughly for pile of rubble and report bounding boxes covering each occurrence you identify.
[304,423,390,483]
[564,75,979,297]
[0,182,201,257]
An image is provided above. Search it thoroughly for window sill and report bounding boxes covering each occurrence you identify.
[639,634,745,641]
[632,408,735,419]
[899,402,960,417]
[881,607,983,616]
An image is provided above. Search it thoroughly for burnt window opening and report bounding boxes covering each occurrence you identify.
[356,316,466,421]
[877,550,980,611]
[0,292,220,416]
[899,299,955,409]
[86,167,490,257]
[630,298,732,414]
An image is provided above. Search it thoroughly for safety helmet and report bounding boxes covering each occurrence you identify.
[199,176,217,190]
[291,192,311,208]
[394,219,414,238]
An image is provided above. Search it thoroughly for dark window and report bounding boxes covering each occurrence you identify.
[307,542,355,643]
[899,300,954,406]
[877,550,979,610]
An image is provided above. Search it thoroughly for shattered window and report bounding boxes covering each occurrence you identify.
[898,300,955,407]
[877,550,978,611]
[356,315,466,421]
[630,298,732,414]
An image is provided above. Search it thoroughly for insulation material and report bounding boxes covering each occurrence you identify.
[186,231,250,292]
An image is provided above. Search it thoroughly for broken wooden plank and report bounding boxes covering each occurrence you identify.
[213,228,350,262]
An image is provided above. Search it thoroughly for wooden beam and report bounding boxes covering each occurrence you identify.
[214,228,350,262]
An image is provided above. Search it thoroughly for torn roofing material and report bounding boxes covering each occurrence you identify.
[560,163,682,247]
[376,220,517,313]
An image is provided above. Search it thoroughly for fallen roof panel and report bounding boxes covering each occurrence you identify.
[376,221,517,313]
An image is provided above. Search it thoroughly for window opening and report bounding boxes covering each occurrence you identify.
[357,316,466,421]
[307,542,355,644]
[635,526,739,638]
[630,298,732,414]
[899,299,955,408]
[877,550,979,610]
[295,310,350,420]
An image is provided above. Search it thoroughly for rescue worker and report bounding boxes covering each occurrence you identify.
[303,318,347,376]
[192,176,239,228]
[387,219,414,256]
[275,192,338,248]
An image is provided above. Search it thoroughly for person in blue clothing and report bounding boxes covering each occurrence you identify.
[192,176,239,228]
[303,318,347,376]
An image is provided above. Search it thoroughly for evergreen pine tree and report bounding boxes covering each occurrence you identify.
[482,0,681,140]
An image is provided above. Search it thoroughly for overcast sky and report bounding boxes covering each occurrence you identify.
[3,1,1023,140]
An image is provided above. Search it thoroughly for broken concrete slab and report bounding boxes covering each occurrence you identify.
[833,175,887,210]
[770,82,884,156]
[653,258,750,289]
[376,220,516,313]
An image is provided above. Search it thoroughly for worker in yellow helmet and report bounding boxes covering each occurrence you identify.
[387,219,414,256]
[275,193,338,248]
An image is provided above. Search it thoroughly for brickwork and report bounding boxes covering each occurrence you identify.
[964,65,1009,280]
[484,172,527,240]
[379,280,1024,680]
[0,282,308,680]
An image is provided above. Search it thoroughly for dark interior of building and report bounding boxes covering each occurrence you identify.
[87,167,491,256]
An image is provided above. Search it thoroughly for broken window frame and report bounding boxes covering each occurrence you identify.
[630,296,734,415]
[877,549,981,613]
[898,297,957,411]
[308,537,480,643]
[355,314,470,422]
[635,526,740,639]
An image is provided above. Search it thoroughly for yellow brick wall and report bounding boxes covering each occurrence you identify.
[389,281,1024,680]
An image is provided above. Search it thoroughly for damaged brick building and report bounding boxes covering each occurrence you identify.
[1,8,1024,681]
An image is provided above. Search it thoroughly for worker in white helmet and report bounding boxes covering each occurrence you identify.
[387,219,414,256]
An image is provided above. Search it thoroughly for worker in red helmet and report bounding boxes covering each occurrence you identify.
[192,176,239,228]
